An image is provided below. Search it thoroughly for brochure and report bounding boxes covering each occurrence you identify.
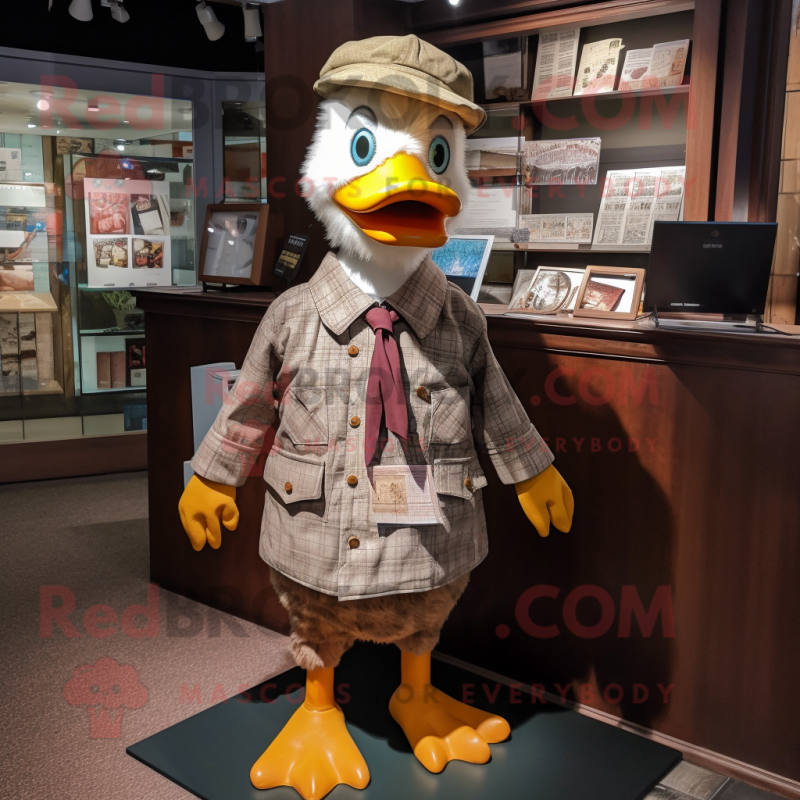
[532,28,581,100]
[593,166,686,246]
[573,38,625,96]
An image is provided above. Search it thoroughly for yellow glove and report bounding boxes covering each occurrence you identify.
[178,475,239,551]
[515,465,574,538]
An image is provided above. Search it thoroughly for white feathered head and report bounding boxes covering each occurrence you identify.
[301,87,472,266]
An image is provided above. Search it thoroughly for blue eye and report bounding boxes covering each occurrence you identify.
[429,135,450,174]
[351,128,376,167]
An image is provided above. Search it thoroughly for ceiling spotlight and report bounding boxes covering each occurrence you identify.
[69,0,94,21]
[28,123,37,128]
[116,144,126,151]
[37,99,50,111]
[196,2,225,41]
[243,3,262,41]
[87,105,100,112]
[448,0,461,5]
[110,0,130,22]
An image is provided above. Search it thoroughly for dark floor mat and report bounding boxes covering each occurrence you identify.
[128,640,680,800]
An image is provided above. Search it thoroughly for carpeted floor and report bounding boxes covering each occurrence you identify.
[0,471,294,800]
[0,472,784,800]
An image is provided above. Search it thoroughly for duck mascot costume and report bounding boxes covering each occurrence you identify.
[179,34,574,800]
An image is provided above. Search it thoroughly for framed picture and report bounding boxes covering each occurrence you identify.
[507,269,537,310]
[198,204,272,286]
[573,265,645,320]
[430,234,494,301]
[507,266,585,314]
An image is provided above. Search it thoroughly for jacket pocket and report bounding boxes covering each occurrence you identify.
[264,448,325,505]
[434,456,488,500]
[429,386,471,445]
[279,387,328,453]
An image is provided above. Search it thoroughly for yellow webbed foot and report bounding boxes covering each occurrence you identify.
[250,669,369,799]
[389,651,510,774]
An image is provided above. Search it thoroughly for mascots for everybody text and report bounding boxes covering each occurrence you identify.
[179,35,574,800]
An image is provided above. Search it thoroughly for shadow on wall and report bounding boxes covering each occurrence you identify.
[441,343,675,730]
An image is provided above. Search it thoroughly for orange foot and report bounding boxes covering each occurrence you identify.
[389,651,510,773]
[250,669,369,800]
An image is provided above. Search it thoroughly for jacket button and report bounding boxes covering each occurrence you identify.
[348,345,359,357]
[348,536,360,549]
[350,416,361,428]
[284,482,293,494]
[347,474,359,487]
[464,477,474,492]
[416,385,431,403]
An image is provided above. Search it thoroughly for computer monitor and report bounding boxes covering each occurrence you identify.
[647,221,778,316]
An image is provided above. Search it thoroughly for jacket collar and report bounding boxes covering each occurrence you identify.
[309,251,447,339]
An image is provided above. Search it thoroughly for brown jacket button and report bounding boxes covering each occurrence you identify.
[348,536,360,549]
[350,416,361,428]
[464,477,474,492]
[284,482,293,494]
[416,385,431,403]
[348,345,359,357]
[347,475,359,487]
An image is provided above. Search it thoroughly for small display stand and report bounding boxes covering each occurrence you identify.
[128,641,680,800]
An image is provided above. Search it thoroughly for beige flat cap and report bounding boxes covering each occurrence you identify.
[314,34,487,134]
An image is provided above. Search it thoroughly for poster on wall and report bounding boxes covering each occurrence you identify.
[85,179,171,288]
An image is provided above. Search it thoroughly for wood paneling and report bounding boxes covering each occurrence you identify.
[771,10,800,325]
[261,0,353,288]
[137,290,288,633]
[0,432,146,484]
[260,0,406,289]
[683,0,723,220]
[441,313,800,788]
[715,0,793,222]
[138,288,800,789]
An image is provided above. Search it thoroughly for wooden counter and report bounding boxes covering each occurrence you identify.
[136,286,800,797]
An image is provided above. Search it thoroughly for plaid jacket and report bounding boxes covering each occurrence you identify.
[192,253,553,600]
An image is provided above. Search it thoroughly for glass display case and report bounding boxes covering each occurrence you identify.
[443,9,694,297]
[222,99,266,202]
[0,81,196,442]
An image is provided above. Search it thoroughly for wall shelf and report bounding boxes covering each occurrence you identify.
[79,328,145,337]
[509,243,652,253]
[479,83,691,113]
[81,385,146,396]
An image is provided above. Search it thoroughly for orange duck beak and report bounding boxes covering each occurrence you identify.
[333,153,462,248]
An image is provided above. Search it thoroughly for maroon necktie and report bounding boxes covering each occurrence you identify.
[364,306,408,466]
